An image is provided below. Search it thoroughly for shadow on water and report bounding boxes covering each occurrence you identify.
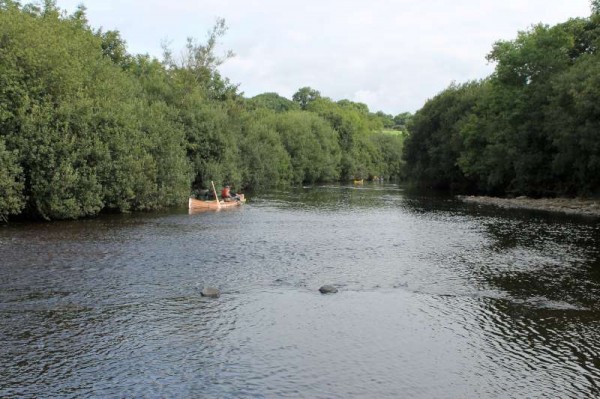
[467,206,600,311]
[396,187,600,308]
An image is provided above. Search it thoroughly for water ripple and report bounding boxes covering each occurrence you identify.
[1,185,600,398]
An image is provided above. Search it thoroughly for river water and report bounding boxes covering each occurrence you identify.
[1,184,599,398]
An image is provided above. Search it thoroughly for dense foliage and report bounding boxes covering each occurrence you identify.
[0,1,405,221]
[403,4,600,197]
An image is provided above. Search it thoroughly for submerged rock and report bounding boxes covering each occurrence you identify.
[201,287,221,298]
[319,285,338,294]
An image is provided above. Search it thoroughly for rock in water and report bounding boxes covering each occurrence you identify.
[319,285,338,294]
[201,287,221,298]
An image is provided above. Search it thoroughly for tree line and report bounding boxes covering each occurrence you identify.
[0,0,406,221]
[403,2,600,198]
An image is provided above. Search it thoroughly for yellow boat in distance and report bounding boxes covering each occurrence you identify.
[188,194,246,211]
[353,179,364,185]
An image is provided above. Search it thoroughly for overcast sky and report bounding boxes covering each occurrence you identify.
[56,0,592,114]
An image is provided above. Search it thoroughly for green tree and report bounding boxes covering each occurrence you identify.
[268,111,340,184]
[247,92,299,112]
[97,29,131,68]
[0,1,195,219]
[162,17,238,101]
[369,133,405,180]
[545,52,600,195]
[403,81,482,190]
[374,111,395,129]
[464,17,599,195]
[292,87,321,110]
[238,111,292,189]
[308,97,385,179]
[393,112,413,131]
[0,138,24,221]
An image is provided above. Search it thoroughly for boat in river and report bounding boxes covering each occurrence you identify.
[188,194,245,211]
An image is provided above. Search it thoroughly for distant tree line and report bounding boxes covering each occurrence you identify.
[403,3,600,197]
[0,0,406,221]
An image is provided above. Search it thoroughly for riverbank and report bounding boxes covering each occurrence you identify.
[458,195,600,217]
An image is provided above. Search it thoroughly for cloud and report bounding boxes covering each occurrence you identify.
[58,0,592,114]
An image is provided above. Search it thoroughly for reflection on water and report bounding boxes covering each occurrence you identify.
[1,183,599,398]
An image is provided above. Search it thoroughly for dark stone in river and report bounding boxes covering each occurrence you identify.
[201,287,221,298]
[319,285,338,294]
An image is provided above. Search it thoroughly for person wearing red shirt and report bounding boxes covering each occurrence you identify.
[221,185,231,201]
[221,185,240,202]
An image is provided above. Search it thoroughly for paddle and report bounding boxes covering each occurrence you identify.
[211,181,221,210]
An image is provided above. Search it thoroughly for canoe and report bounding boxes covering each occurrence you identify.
[188,194,246,210]
[353,179,364,185]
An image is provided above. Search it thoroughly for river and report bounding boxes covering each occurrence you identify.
[1,183,599,398]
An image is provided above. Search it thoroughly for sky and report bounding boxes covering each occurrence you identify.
[55,0,593,115]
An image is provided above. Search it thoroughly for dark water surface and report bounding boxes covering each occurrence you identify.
[1,184,600,398]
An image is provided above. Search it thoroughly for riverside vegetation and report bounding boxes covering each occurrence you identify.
[403,1,600,199]
[0,1,407,221]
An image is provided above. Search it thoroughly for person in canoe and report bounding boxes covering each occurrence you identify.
[194,189,215,200]
[221,185,240,202]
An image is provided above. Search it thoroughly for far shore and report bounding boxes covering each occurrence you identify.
[457,195,600,217]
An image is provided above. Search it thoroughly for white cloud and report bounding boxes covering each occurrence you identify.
[57,0,592,114]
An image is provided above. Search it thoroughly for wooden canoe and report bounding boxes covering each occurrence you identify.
[188,194,245,210]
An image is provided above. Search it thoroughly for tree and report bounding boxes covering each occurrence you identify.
[97,29,131,68]
[0,1,196,219]
[267,111,340,184]
[238,112,292,189]
[369,133,404,180]
[162,17,238,100]
[307,97,381,179]
[374,111,395,129]
[545,52,600,195]
[337,99,369,114]
[0,139,24,221]
[403,81,482,190]
[393,112,413,131]
[247,92,299,112]
[292,87,321,110]
[473,19,597,195]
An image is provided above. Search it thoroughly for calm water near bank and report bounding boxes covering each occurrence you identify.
[1,184,599,398]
